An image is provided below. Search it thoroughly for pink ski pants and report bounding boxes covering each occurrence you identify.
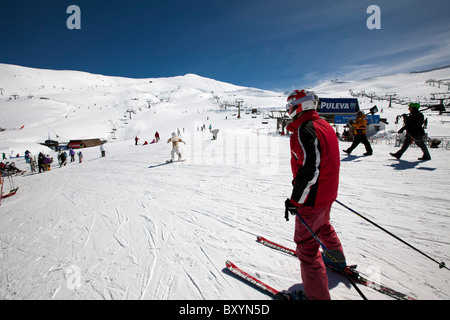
[294,204,344,300]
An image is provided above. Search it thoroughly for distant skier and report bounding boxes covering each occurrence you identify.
[77,151,83,163]
[155,131,160,142]
[38,152,45,173]
[100,144,105,157]
[343,111,373,156]
[69,148,76,162]
[167,132,186,162]
[29,156,37,172]
[24,150,31,163]
[43,155,52,171]
[135,136,139,145]
[58,151,67,167]
[390,103,431,161]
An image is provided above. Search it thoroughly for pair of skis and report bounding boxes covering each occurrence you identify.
[226,236,416,300]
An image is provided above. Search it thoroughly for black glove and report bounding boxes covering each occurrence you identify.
[284,198,298,221]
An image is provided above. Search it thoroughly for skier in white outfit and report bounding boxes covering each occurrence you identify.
[167,132,186,162]
[211,128,220,140]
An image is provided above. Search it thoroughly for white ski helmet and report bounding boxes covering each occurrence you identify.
[286,89,318,118]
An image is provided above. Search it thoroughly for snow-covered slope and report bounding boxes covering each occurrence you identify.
[1,64,449,300]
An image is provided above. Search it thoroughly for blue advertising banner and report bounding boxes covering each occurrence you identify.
[335,114,380,124]
[366,115,380,124]
[317,98,359,114]
[334,115,357,124]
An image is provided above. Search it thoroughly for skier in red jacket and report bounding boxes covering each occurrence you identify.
[284,89,346,300]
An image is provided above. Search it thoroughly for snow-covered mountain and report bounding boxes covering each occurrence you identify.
[0,63,283,155]
[1,63,449,301]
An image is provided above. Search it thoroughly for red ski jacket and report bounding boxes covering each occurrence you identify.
[286,111,340,208]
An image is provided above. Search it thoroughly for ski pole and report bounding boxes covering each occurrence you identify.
[8,174,15,190]
[295,212,368,300]
[335,199,449,271]
[0,174,3,206]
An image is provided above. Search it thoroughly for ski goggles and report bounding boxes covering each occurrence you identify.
[286,94,318,110]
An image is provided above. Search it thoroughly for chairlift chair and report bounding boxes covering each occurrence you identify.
[0,172,18,205]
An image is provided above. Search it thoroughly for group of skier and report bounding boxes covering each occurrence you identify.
[57,149,83,167]
[281,89,432,300]
[135,130,187,162]
[137,125,220,163]
[36,149,84,172]
[135,131,160,146]
[0,161,24,175]
[23,149,84,174]
[342,102,431,161]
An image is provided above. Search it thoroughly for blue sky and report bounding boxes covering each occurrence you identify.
[1,0,449,91]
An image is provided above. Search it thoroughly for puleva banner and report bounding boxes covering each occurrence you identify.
[317,98,360,114]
